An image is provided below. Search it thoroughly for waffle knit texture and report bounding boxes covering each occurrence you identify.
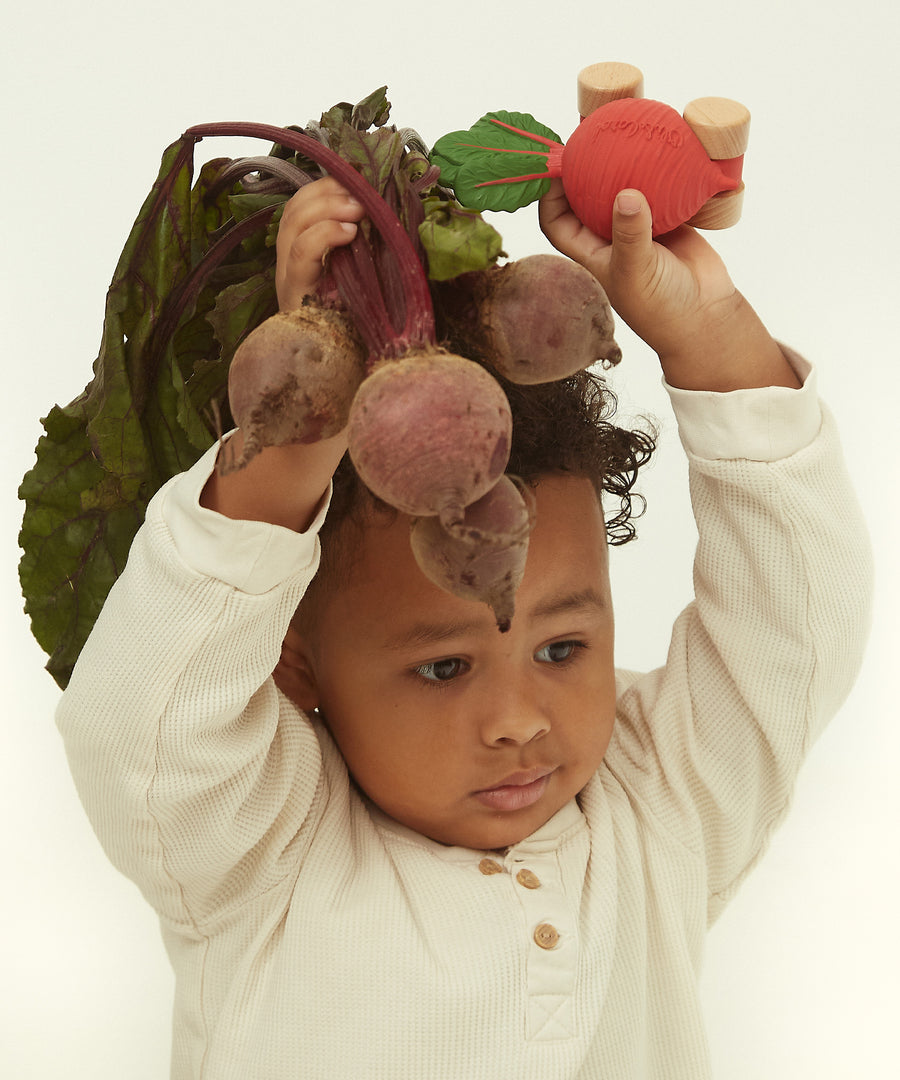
[57,353,872,1079]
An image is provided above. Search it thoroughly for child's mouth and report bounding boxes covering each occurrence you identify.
[473,768,555,811]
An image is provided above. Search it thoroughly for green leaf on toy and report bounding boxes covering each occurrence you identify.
[431,111,563,214]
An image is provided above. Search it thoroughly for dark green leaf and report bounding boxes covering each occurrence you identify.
[18,401,147,687]
[332,125,405,199]
[17,136,247,688]
[319,87,392,141]
[204,270,278,399]
[320,101,354,135]
[351,86,391,129]
[228,191,289,225]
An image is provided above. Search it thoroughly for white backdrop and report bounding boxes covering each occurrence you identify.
[2,2,897,1076]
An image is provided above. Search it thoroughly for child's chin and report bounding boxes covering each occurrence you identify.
[446,803,561,853]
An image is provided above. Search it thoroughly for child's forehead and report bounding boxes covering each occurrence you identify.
[319,474,609,621]
[350,470,600,550]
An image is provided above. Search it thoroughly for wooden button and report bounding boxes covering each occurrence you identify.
[479,858,503,876]
[516,868,541,890]
[533,923,560,950]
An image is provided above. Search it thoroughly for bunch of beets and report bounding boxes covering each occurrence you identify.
[218,107,620,631]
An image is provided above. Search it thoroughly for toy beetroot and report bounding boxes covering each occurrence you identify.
[431,61,751,238]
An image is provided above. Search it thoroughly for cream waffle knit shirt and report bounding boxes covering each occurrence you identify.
[57,355,872,1079]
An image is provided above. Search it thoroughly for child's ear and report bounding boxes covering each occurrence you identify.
[273,623,321,712]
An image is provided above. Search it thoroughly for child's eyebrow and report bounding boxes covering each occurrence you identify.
[528,588,610,622]
[383,589,609,652]
[383,618,483,652]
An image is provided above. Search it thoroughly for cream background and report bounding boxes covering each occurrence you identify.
[2,1,897,1075]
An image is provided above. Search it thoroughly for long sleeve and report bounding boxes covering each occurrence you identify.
[56,438,329,935]
[606,353,873,922]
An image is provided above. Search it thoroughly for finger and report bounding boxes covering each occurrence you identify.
[608,189,655,282]
[279,178,364,238]
[539,179,610,275]
[276,180,365,310]
[538,179,594,251]
[277,184,364,268]
[276,218,358,310]
[537,178,572,233]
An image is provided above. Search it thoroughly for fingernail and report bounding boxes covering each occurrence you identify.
[616,191,642,216]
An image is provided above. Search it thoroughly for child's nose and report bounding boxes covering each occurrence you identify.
[478,682,551,746]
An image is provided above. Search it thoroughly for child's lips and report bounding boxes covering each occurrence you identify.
[473,766,556,811]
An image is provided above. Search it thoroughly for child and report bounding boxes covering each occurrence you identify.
[56,176,872,1078]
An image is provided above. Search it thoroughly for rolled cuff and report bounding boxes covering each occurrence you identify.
[157,434,330,594]
[664,346,821,462]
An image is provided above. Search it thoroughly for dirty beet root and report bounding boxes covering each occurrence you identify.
[347,350,512,519]
[409,474,536,630]
[224,306,366,470]
[434,253,621,384]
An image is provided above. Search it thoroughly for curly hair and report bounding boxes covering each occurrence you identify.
[493,367,656,545]
[322,362,656,550]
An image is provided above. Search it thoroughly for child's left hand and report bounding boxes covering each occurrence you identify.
[539,180,799,391]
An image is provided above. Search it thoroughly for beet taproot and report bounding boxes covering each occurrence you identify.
[409,474,536,630]
[225,305,366,470]
[435,253,620,383]
[347,350,512,519]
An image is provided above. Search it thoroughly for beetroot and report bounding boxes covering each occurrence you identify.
[409,474,536,631]
[435,253,620,383]
[225,306,366,469]
[347,350,512,520]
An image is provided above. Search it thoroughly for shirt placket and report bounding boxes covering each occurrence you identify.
[505,848,579,1041]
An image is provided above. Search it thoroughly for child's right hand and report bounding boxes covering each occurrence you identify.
[539,180,798,391]
[275,177,366,312]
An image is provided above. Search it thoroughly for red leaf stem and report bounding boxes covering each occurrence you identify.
[488,117,563,147]
[183,122,436,354]
[330,240,397,361]
[474,171,554,188]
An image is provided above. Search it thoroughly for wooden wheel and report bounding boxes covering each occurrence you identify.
[686,184,745,229]
[682,96,751,159]
[577,62,644,117]
[683,97,750,229]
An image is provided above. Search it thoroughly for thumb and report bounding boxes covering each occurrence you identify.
[609,189,654,277]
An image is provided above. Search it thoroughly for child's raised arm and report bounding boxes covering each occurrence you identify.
[200,178,365,532]
[539,181,800,392]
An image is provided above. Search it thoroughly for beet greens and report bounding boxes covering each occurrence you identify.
[18,88,504,688]
[20,86,628,684]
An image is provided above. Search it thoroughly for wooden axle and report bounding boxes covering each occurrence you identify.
[576,62,750,230]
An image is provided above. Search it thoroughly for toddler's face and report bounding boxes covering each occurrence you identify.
[286,474,616,851]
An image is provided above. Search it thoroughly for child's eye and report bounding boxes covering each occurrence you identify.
[414,657,467,683]
[535,640,584,664]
